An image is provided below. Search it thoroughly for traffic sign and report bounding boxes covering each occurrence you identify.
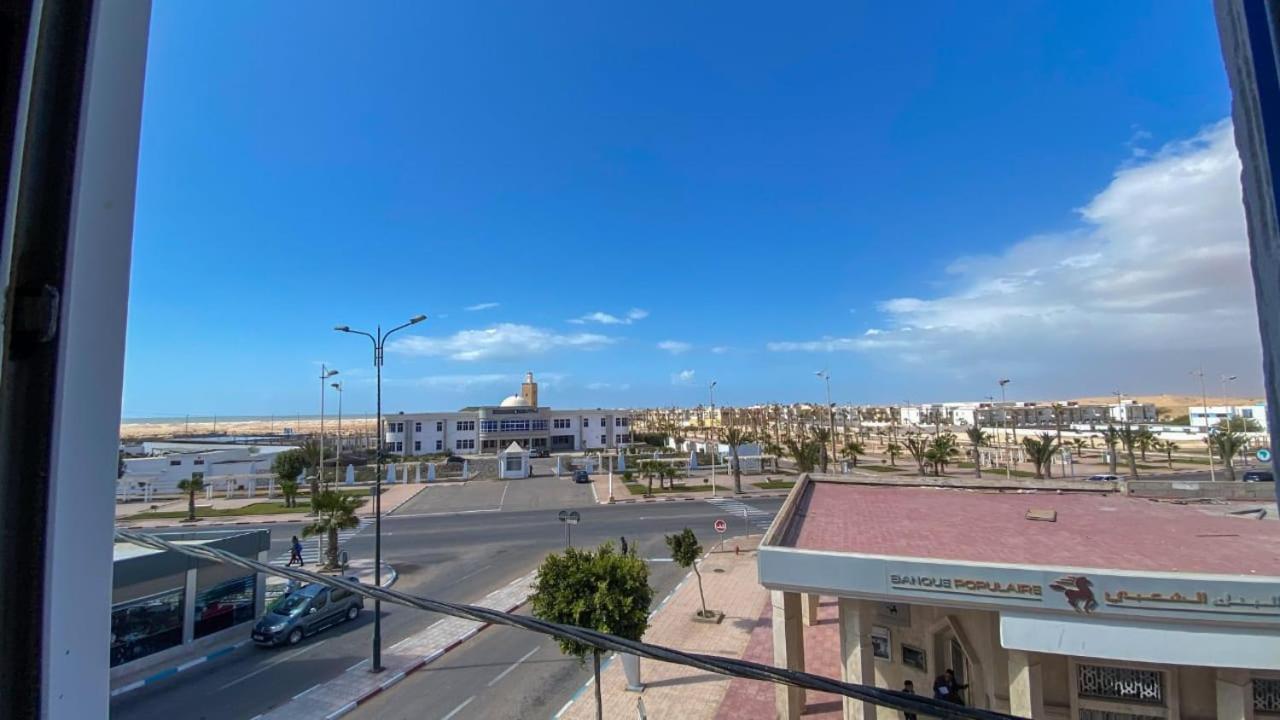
[714,519,727,534]
[558,510,580,525]
[1257,448,1272,463]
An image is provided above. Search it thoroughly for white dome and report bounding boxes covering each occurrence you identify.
[500,395,530,408]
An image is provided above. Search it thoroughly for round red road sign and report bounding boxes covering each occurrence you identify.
[714,519,727,533]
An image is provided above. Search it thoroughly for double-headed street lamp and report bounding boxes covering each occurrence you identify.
[331,381,343,482]
[815,370,836,469]
[335,314,426,673]
[319,366,339,487]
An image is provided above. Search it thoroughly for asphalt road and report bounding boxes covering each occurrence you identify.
[110,474,781,720]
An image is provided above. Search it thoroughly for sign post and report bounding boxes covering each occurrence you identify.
[558,510,581,548]
[714,518,727,534]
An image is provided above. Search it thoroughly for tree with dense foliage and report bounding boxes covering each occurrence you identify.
[176,474,205,522]
[531,543,651,720]
[666,528,711,618]
[1210,431,1248,482]
[721,425,753,494]
[1218,417,1263,432]
[964,426,989,478]
[1101,426,1121,475]
[842,440,865,467]
[784,437,822,473]
[638,459,663,495]
[903,434,931,476]
[1135,427,1156,461]
[302,490,362,569]
[925,433,960,476]
[1020,433,1060,479]
[272,449,311,510]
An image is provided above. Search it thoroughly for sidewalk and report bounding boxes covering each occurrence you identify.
[117,483,427,529]
[590,471,797,504]
[256,570,537,720]
[556,539,769,720]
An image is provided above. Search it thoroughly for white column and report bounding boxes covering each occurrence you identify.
[838,597,876,720]
[182,567,197,644]
[1008,650,1045,719]
[772,591,806,719]
[802,593,820,626]
[1216,668,1255,720]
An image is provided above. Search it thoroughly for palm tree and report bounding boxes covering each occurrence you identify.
[721,425,753,494]
[1135,427,1156,461]
[784,437,822,473]
[811,427,832,473]
[662,464,681,491]
[1069,437,1088,458]
[964,426,989,478]
[842,440,866,467]
[639,460,662,496]
[296,438,325,512]
[1116,425,1140,478]
[1211,431,1247,482]
[1020,433,1060,479]
[903,434,931,476]
[303,490,362,570]
[1101,425,1121,475]
[1159,439,1179,469]
[176,474,205,522]
[884,442,902,467]
[925,433,960,476]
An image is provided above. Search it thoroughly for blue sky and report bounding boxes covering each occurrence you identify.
[124,1,1254,418]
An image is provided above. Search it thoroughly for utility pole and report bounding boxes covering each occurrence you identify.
[816,370,836,470]
[998,379,1012,480]
[709,381,718,497]
[319,364,338,487]
[1192,367,1218,482]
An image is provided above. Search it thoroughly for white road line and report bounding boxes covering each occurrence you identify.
[486,646,540,687]
[219,641,327,691]
[645,558,675,562]
[449,563,493,587]
[325,701,357,720]
[499,482,510,510]
[441,695,475,720]
[390,508,500,519]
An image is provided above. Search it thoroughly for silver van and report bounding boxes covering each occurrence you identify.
[252,580,363,647]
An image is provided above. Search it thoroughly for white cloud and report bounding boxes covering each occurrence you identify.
[464,302,500,311]
[569,308,649,325]
[711,346,730,354]
[658,340,692,355]
[389,323,615,361]
[387,374,509,389]
[586,381,631,391]
[767,120,1262,392]
[671,369,696,385]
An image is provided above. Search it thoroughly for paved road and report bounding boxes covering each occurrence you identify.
[110,475,780,720]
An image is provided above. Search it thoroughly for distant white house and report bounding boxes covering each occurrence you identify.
[1189,404,1269,431]
[120,444,296,495]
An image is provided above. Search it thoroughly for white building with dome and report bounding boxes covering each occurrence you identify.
[382,373,634,456]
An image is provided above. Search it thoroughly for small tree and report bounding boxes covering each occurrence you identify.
[1135,427,1156,461]
[964,426,989,478]
[1116,425,1140,478]
[884,442,902,467]
[666,528,711,618]
[531,544,652,720]
[1101,425,1121,475]
[176,473,205,522]
[302,490,362,569]
[925,433,960,476]
[812,427,832,473]
[639,459,662,496]
[272,449,309,507]
[903,435,930,476]
[1020,433,1060,479]
[1160,439,1179,469]
[721,425,752,494]
[661,464,680,491]
[842,440,865,467]
[1211,431,1247,482]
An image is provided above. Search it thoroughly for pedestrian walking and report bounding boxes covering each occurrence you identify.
[620,536,629,555]
[901,680,917,720]
[287,535,304,567]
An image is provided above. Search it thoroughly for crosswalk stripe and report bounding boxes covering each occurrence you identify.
[704,497,775,531]
[270,517,372,566]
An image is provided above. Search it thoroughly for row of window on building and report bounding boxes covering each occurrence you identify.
[386,417,630,434]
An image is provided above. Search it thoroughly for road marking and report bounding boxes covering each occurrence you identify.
[390,508,500,519]
[645,558,675,562]
[499,482,510,509]
[449,563,493,588]
[441,695,475,720]
[219,641,327,691]
[326,701,357,719]
[487,646,540,687]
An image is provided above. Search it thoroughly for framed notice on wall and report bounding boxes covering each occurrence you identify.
[871,626,891,660]
[902,644,926,671]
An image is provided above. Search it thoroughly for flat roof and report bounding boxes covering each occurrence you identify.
[778,481,1280,577]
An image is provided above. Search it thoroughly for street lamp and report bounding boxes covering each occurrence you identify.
[815,371,836,471]
[998,379,1012,479]
[1221,374,1239,431]
[335,313,426,672]
[319,366,339,487]
[1191,367,1218,482]
[708,381,718,498]
[331,381,343,483]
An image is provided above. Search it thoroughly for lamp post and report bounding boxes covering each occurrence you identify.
[1191,367,1218,482]
[709,381,717,498]
[331,381,343,482]
[815,370,836,471]
[1221,374,1239,431]
[319,366,339,488]
[335,314,426,672]
[997,379,1012,479]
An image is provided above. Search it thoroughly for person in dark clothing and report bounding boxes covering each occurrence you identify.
[619,536,629,555]
[933,669,968,705]
[287,535,304,567]
[901,680,918,720]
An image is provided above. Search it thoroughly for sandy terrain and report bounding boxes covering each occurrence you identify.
[120,416,377,440]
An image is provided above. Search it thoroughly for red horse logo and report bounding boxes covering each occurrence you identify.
[1049,575,1098,613]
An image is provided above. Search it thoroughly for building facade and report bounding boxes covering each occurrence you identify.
[1189,404,1269,432]
[383,373,634,456]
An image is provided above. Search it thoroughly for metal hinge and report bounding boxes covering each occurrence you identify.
[13,284,59,344]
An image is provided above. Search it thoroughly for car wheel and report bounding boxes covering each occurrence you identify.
[346,605,359,621]
[287,628,303,646]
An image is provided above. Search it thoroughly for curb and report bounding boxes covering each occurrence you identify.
[601,492,791,505]
[112,565,399,699]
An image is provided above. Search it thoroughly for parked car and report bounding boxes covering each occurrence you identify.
[1243,470,1274,482]
[1087,474,1120,482]
[573,469,590,484]
[253,581,363,647]
[530,447,550,458]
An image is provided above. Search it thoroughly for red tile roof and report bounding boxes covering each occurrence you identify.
[781,482,1280,577]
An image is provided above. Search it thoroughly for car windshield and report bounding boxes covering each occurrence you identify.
[273,593,309,616]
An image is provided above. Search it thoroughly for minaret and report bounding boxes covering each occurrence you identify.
[521,371,538,407]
